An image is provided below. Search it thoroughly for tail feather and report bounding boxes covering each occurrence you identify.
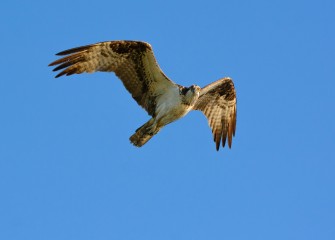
[130,118,160,147]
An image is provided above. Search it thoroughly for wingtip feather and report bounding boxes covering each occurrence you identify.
[55,71,65,78]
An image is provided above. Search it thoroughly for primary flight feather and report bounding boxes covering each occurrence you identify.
[49,40,237,151]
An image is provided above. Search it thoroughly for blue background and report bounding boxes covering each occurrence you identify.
[1,0,334,239]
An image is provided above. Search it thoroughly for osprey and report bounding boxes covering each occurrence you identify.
[49,41,236,151]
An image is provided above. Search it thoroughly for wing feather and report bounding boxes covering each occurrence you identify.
[193,77,237,151]
[49,41,176,116]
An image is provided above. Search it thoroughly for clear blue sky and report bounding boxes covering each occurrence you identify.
[1,0,334,239]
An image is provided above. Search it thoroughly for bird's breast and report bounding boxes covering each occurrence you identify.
[154,87,192,127]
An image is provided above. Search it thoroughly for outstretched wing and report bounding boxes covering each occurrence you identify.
[193,77,237,151]
[49,40,176,116]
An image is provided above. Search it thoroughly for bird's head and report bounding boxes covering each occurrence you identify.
[189,85,201,96]
[183,85,201,105]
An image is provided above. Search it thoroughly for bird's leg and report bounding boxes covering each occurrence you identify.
[146,120,157,135]
[146,118,163,136]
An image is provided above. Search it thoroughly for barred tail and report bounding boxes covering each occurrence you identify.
[130,118,160,147]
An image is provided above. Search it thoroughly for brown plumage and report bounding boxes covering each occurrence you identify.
[49,40,237,151]
[193,78,236,150]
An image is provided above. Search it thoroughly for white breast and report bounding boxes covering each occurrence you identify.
[155,86,192,127]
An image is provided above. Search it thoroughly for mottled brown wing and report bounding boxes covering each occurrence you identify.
[49,40,176,116]
[193,77,237,151]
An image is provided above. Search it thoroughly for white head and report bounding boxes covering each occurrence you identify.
[183,85,201,105]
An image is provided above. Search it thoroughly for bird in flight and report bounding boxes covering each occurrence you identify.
[49,40,236,151]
